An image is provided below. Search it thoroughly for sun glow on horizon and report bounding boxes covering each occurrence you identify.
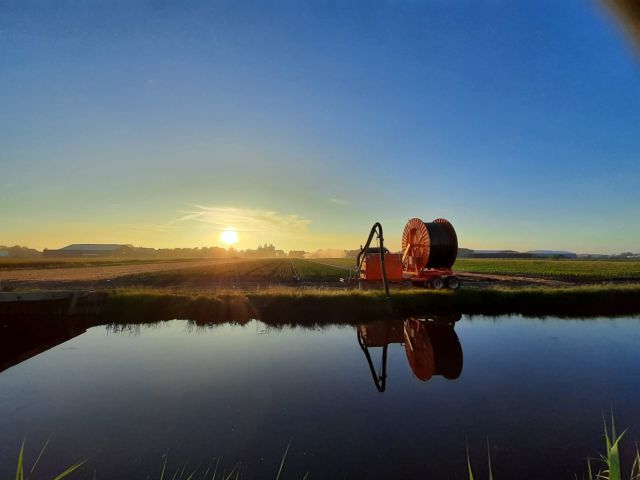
[220,228,238,245]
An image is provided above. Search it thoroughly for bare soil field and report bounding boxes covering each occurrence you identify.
[0,258,228,285]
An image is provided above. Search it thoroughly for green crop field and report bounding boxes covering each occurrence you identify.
[453,258,640,280]
[305,257,640,281]
[306,258,357,268]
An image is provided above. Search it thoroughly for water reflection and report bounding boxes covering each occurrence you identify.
[357,314,463,392]
[2,313,640,480]
[0,316,87,373]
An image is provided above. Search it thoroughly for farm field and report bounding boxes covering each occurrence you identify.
[0,258,229,284]
[2,256,640,288]
[0,256,210,270]
[454,258,640,281]
[117,258,352,286]
[307,257,640,281]
[0,258,353,286]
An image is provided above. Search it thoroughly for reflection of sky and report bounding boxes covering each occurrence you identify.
[1,317,640,479]
[2,2,640,252]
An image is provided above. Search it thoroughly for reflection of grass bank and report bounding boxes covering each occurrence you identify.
[99,283,640,325]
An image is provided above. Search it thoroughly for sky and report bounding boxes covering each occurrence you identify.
[1,1,639,253]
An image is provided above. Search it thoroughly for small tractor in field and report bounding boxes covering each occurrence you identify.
[357,217,459,293]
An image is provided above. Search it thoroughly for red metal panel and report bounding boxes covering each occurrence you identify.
[361,253,404,281]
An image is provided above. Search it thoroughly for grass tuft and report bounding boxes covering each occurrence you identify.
[14,440,86,480]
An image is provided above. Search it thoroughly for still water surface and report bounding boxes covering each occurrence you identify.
[1,315,640,479]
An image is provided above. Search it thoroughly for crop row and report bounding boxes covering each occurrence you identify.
[118,259,350,285]
[454,258,640,280]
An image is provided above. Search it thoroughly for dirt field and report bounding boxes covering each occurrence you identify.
[0,258,225,284]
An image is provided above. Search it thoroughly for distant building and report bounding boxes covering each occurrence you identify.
[129,247,156,256]
[527,250,577,259]
[43,244,133,257]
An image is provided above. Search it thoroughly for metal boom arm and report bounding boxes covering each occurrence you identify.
[356,222,390,297]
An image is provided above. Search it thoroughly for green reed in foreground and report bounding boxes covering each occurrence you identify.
[11,441,297,480]
[14,438,86,480]
[583,417,640,480]
[466,417,640,480]
[155,443,297,480]
[10,420,640,479]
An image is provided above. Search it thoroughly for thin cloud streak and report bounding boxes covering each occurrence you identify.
[171,205,311,235]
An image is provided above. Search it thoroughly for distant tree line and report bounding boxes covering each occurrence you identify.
[124,244,292,259]
[5,243,638,260]
[0,244,338,259]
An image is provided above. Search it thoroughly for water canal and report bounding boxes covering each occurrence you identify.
[1,314,639,479]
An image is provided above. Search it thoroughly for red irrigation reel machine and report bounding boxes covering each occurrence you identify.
[356,217,460,294]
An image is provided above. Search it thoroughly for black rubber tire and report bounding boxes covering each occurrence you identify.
[431,277,444,290]
[446,276,460,290]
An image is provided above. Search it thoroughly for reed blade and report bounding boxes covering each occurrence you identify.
[466,443,474,480]
[275,442,291,480]
[51,459,88,480]
[27,436,51,479]
[15,440,25,480]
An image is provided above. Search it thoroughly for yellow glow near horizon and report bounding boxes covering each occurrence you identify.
[220,228,238,245]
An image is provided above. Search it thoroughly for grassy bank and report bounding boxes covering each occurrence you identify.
[97,283,640,325]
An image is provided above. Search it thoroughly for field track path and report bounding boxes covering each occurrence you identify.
[0,259,231,282]
[289,260,300,280]
[456,271,571,286]
[302,258,355,271]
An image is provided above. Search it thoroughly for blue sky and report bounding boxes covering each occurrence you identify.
[1,1,639,252]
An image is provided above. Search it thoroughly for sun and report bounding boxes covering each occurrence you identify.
[220,228,238,245]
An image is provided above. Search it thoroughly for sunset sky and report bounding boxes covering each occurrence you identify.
[2,1,639,253]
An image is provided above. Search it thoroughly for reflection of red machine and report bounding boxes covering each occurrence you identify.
[356,315,463,392]
[357,217,459,291]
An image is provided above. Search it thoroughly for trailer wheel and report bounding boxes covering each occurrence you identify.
[430,277,444,290]
[446,276,460,290]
